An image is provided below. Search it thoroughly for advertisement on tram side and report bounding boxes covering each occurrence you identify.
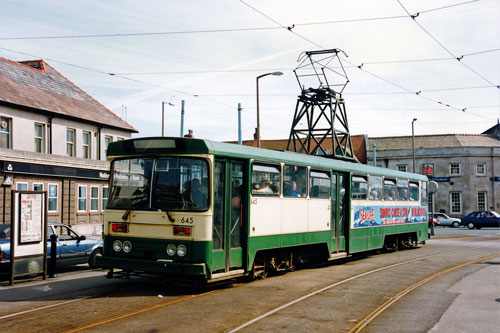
[352,206,428,228]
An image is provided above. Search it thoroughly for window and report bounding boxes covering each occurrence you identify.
[369,175,383,200]
[67,128,75,157]
[109,157,209,212]
[83,131,91,159]
[90,186,99,211]
[0,116,11,148]
[449,163,460,175]
[102,187,109,210]
[428,191,433,213]
[477,192,487,211]
[104,136,112,157]
[48,184,58,212]
[397,179,408,201]
[450,192,461,214]
[34,123,45,153]
[409,182,419,201]
[251,163,281,196]
[78,185,87,211]
[283,164,307,197]
[421,182,428,206]
[16,182,28,191]
[476,163,486,176]
[397,165,407,172]
[352,176,367,199]
[383,179,396,201]
[33,183,43,191]
[310,170,330,198]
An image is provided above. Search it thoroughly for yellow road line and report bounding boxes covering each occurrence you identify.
[349,253,500,333]
[64,290,218,333]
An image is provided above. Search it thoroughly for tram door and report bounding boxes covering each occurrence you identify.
[331,172,349,253]
[212,159,246,273]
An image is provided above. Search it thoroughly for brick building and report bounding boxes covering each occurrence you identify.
[0,57,137,235]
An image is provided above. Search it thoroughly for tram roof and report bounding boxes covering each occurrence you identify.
[108,137,427,181]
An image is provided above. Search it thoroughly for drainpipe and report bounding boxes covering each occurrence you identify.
[97,127,102,160]
[48,116,54,154]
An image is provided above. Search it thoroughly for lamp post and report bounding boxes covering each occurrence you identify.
[161,101,175,136]
[256,71,283,148]
[412,118,417,173]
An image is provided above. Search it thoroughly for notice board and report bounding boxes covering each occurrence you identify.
[10,191,47,285]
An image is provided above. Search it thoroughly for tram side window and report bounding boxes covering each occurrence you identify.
[369,175,383,200]
[352,176,367,200]
[310,170,330,198]
[421,182,428,206]
[409,182,419,201]
[383,179,397,201]
[397,179,409,201]
[283,164,307,197]
[251,163,281,196]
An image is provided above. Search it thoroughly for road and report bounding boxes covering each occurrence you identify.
[1,229,499,332]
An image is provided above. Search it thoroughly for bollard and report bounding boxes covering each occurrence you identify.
[48,234,57,278]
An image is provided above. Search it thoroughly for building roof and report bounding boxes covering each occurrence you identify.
[229,135,367,163]
[0,57,137,133]
[369,134,500,150]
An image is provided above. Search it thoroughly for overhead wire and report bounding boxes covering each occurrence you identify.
[238,0,498,120]
[396,0,498,89]
[0,1,478,41]
[1,1,497,124]
[111,48,500,75]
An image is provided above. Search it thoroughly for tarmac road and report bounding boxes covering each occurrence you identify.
[1,232,499,332]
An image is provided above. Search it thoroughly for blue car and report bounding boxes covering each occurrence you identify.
[0,222,102,271]
[460,211,500,229]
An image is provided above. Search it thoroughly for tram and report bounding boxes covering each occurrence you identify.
[96,137,429,282]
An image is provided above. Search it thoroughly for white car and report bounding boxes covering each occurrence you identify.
[431,213,461,228]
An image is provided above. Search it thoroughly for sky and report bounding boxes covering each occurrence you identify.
[1,0,499,142]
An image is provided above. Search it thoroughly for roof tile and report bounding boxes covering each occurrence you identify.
[0,57,137,132]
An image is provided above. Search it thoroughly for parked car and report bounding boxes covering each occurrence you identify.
[0,222,102,271]
[431,213,461,228]
[460,211,500,229]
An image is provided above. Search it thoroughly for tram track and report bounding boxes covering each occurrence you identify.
[1,240,497,332]
[228,245,496,332]
[349,252,500,333]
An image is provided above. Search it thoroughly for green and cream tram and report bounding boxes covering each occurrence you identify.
[96,137,429,283]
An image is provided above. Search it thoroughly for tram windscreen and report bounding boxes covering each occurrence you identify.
[108,157,209,211]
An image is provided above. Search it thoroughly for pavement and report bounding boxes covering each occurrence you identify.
[429,256,500,332]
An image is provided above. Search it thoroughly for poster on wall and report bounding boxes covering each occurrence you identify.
[19,193,43,243]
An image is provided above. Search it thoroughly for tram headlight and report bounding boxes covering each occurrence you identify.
[176,244,187,257]
[113,240,123,252]
[166,244,176,256]
[123,241,132,253]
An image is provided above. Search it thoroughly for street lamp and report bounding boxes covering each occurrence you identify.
[256,71,283,148]
[412,118,417,173]
[161,101,175,137]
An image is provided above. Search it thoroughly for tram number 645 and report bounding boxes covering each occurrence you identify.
[180,217,194,224]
